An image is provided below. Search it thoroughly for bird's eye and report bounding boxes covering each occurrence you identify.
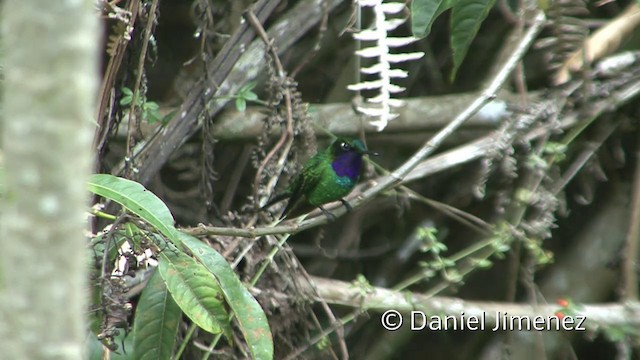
[340,142,351,151]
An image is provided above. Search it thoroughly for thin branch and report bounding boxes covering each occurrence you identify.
[125,0,159,175]
[123,0,344,185]
[184,11,548,237]
[94,0,139,155]
[244,9,295,207]
[112,0,282,180]
[622,128,640,300]
[551,118,621,194]
[185,71,640,240]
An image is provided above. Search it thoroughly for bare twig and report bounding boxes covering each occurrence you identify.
[622,128,640,300]
[244,10,296,207]
[220,145,253,214]
[125,0,159,175]
[551,119,621,194]
[122,0,344,185]
[94,0,139,156]
[243,16,348,357]
[186,12,548,236]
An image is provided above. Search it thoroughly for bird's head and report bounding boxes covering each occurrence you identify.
[330,138,376,158]
[329,138,377,180]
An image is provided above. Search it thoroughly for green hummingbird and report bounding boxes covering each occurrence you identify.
[262,137,376,220]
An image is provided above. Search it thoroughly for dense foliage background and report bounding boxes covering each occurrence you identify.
[86,0,640,358]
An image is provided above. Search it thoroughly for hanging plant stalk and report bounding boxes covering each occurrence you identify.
[348,0,424,131]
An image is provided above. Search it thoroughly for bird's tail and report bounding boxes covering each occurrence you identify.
[260,192,290,211]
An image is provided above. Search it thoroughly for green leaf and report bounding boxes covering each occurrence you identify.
[144,101,159,111]
[146,112,160,124]
[243,91,258,101]
[450,0,496,80]
[160,110,177,125]
[157,249,231,337]
[133,270,181,360]
[236,97,247,112]
[87,174,179,244]
[120,87,134,106]
[239,81,257,93]
[178,232,273,360]
[145,109,162,124]
[411,0,454,38]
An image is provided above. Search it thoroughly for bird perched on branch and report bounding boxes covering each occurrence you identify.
[262,137,376,220]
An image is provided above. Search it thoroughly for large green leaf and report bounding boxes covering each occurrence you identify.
[87,174,269,356]
[179,232,273,360]
[87,174,179,243]
[157,249,231,337]
[132,270,181,360]
[450,0,497,80]
[411,0,455,38]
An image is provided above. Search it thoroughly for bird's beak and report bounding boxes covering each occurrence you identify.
[364,150,379,156]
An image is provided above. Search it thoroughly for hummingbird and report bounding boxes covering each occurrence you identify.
[262,137,375,220]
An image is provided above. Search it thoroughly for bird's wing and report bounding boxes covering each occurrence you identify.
[281,155,324,217]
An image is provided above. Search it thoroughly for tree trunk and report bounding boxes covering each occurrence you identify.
[0,1,99,358]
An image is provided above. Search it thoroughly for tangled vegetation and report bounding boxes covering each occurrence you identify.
[86,0,640,358]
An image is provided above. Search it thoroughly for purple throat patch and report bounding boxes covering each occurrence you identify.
[332,152,362,180]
